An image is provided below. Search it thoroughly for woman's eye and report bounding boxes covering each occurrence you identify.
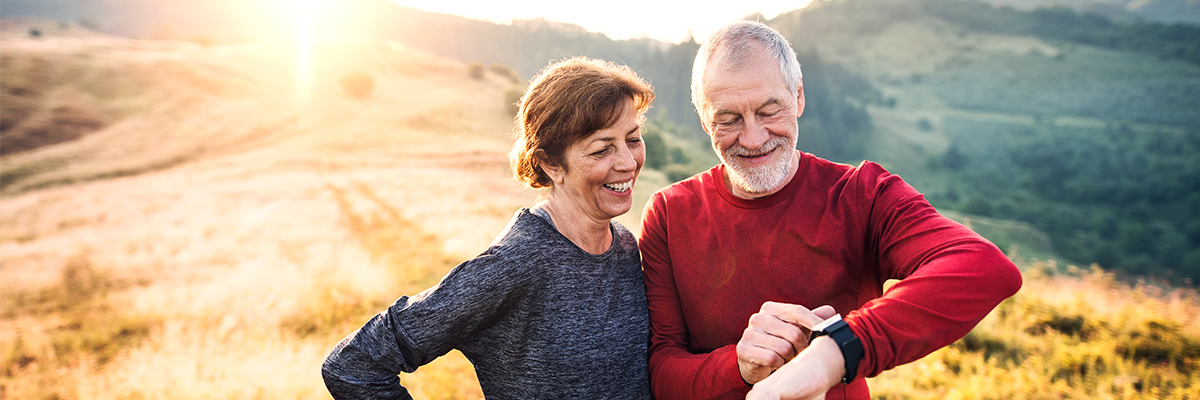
[592,147,611,156]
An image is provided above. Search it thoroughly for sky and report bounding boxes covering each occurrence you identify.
[388,0,818,43]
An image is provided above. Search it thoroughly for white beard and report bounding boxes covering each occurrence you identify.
[719,136,795,195]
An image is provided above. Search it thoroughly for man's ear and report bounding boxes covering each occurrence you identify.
[535,149,565,185]
[696,103,715,138]
[795,79,806,118]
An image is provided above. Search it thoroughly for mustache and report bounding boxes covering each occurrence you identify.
[724,136,792,157]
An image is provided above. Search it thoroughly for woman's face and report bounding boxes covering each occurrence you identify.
[550,100,645,221]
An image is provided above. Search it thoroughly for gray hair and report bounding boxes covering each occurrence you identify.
[690,21,802,114]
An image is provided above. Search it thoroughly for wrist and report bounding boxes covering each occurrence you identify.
[808,314,864,384]
[806,336,845,388]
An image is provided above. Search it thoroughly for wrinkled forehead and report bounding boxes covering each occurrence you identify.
[700,51,791,105]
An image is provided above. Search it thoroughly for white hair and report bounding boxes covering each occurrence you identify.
[690,21,802,115]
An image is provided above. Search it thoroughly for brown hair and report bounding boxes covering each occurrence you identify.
[510,57,654,189]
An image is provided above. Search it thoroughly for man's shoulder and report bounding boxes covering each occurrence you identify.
[651,165,720,203]
[807,154,897,187]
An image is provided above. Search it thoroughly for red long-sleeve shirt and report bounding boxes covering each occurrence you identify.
[639,153,1022,400]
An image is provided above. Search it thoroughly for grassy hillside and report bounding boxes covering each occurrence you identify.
[0,28,534,399]
[769,0,1200,281]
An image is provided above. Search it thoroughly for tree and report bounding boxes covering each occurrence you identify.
[642,131,668,170]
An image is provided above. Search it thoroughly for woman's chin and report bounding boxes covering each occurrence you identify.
[598,199,634,219]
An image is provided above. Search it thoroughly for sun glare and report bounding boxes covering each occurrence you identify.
[295,0,315,105]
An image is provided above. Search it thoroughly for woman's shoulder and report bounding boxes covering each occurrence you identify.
[609,219,640,256]
[477,208,572,264]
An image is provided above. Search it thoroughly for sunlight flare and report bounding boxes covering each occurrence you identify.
[295,0,315,104]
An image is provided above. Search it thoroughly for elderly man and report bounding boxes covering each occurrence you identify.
[638,21,1022,400]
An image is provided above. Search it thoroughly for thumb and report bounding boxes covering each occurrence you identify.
[812,305,837,320]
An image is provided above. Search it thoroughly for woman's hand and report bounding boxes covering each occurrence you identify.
[745,336,844,400]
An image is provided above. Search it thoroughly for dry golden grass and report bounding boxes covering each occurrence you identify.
[1,32,532,399]
[869,262,1200,399]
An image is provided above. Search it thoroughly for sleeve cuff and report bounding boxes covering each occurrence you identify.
[719,345,754,394]
[843,313,873,380]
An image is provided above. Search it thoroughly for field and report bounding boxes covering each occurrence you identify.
[1,27,1198,399]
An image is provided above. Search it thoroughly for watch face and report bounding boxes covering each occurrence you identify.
[813,313,843,332]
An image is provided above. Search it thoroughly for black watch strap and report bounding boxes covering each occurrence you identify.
[808,314,864,384]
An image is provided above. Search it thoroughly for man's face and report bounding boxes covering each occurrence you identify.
[698,46,804,198]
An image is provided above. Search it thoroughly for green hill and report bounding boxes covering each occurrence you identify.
[764,0,1200,281]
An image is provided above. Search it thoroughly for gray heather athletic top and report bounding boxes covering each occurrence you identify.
[321,208,651,399]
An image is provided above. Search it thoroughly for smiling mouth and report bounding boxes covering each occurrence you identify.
[740,151,772,159]
[731,143,779,160]
[603,180,633,193]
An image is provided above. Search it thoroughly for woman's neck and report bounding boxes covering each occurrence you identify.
[537,198,612,255]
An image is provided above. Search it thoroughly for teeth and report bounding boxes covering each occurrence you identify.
[604,180,632,192]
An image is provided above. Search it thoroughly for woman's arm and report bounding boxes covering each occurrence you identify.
[321,250,531,399]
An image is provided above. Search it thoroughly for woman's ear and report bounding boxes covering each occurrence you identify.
[535,149,565,185]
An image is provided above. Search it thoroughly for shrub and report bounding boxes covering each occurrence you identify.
[642,131,668,170]
[940,144,968,169]
[338,72,374,99]
[488,63,521,83]
[664,165,695,183]
[670,147,691,164]
[917,118,933,132]
[504,84,526,115]
[468,62,484,80]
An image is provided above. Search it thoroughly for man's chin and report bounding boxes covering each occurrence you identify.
[728,167,784,194]
[725,153,793,194]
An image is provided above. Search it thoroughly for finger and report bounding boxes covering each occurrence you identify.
[760,301,827,330]
[738,326,797,364]
[812,305,837,320]
[747,312,807,356]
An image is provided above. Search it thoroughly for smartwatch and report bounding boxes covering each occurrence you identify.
[808,314,864,384]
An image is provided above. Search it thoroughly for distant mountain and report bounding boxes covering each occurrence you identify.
[982,0,1200,25]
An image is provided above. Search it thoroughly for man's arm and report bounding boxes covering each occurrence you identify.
[849,164,1022,377]
[749,163,1023,398]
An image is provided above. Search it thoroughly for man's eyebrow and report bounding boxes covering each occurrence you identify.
[712,98,784,117]
[758,98,782,109]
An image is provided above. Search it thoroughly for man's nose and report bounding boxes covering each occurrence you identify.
[739,116,771,150]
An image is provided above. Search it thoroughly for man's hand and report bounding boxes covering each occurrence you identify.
[745,336,845,400]
[736,302,837,385]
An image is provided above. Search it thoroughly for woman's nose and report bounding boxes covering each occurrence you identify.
[614,144,637,171]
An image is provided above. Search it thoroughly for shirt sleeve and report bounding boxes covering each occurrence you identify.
[844,162,1023,379]
[640,192,752,400]
[321,253,529,399]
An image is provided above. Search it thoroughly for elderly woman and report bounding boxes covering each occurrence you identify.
[321,57,655,399]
